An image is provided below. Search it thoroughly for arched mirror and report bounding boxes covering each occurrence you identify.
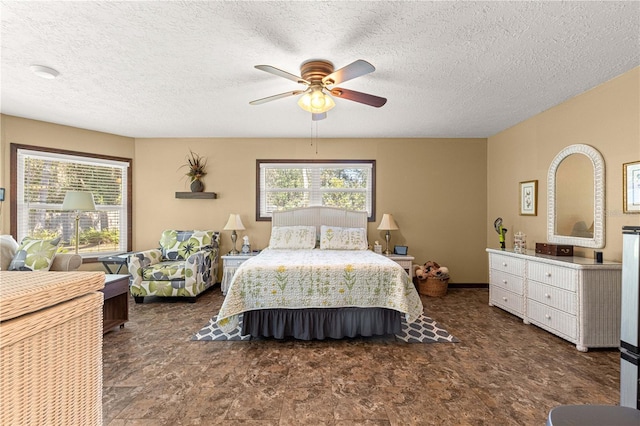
[547,144,605,248]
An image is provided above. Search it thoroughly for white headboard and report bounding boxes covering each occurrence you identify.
[272,206,368,236]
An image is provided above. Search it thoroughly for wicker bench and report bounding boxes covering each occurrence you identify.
[0,271,105,425]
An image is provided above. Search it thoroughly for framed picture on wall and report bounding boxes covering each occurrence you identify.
[519,180,538,216]
[623,160,640,214]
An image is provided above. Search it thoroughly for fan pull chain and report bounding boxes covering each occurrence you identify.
[315,121,319,155]
[309,119,319,154]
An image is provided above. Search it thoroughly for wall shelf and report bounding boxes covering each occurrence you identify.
[175,192,217,199]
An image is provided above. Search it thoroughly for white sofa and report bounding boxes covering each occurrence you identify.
[0,235,82,272]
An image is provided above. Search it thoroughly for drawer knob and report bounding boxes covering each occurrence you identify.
[502,279,507,284]
[502,262,507,267]
[545,314,551,319]
[502,297,507,301]
[545,272,551,277]
[544,293,550,298]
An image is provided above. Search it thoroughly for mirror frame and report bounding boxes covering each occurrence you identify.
[547,143,605,249]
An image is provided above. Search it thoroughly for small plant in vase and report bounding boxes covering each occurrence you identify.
[183,150,207,192]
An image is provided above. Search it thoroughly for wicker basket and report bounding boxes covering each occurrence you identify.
[418,277,449,297]
[0,272,105,426]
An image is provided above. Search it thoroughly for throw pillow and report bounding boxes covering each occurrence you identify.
[8,237,62,271]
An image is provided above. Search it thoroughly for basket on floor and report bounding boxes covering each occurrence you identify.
[418,277,449,297]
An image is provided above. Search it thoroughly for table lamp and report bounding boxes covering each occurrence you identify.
[62,190,96,254]
[223,213,245,255]
[377,213,399,255]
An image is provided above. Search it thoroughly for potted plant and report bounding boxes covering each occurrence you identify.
[183,150,207,192]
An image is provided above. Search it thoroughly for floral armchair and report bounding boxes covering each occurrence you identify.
[128,230,220,303]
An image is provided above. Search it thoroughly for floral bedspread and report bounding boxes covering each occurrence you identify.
[216,248,424,331]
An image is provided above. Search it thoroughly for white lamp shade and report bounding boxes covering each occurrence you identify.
[62,191,96,211]
[377,213,399,231]
[223,214,245,231]
[298,89,336,113]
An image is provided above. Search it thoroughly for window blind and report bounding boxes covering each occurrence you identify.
[258,161,374,220]
[16,148,129,257]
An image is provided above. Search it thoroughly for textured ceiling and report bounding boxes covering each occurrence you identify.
[1,1,638,139]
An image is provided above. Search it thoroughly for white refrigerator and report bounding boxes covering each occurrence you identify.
[621,225,640,409]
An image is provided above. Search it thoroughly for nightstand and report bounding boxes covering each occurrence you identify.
[384,254,415,278]
[221,253,259,295]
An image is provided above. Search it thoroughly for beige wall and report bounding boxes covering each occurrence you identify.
[4,68,636,282]
[0,115,135,270]
[0,115,488,282]
[134,137,488,283]
[487,66,640,265]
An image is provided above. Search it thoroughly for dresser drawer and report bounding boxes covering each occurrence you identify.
[527,262,577,292]
[489,253,525,276]
[527,281,576,315]
[527,299,577,339]
[489,269,524,295]
[490,286,524,316]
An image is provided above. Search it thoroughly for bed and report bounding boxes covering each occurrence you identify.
[216,206,423,340]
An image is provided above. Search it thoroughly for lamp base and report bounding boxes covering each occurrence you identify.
[384,232,391,255]
[230,231,239,255]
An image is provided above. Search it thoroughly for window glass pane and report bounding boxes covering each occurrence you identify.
[322,191,367,211]
[264,168,312,188]
[264,191,309,211]
[321,168,369,189]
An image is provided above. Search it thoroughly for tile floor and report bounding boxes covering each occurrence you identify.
[102,287,620,425]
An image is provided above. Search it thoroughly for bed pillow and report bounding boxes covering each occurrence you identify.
[8,236,62,271]
[320,226,368,250]
[269,226,316,249]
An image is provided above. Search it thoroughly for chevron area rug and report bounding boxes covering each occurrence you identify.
[192,313,458,343]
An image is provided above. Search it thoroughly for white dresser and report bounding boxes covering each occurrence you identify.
[487,248,622,352]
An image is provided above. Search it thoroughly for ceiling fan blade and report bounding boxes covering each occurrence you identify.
[249,90,304,105]
[330,88,387,108]
[255,65,309,85]
[322,60,375,86]
[312,112,327,121]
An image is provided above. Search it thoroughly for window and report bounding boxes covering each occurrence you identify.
[11,144,132,258]
[256,160,375,221]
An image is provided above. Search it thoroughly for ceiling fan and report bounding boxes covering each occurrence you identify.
[249,59,387,121]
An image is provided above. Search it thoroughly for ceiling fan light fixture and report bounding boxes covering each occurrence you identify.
[252,59,384,117]
[297,88,335,113]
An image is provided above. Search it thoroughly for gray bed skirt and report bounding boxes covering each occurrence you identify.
[241,307,402,340]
